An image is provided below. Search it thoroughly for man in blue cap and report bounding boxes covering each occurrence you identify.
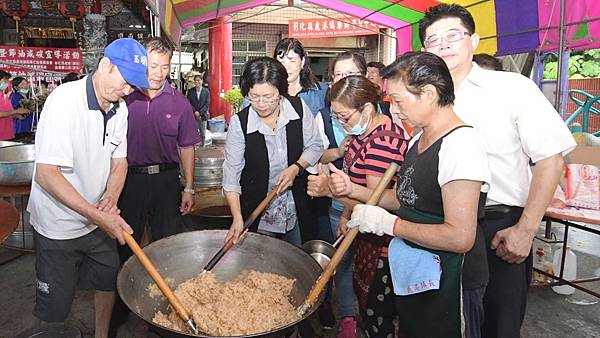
[27,38,150,338]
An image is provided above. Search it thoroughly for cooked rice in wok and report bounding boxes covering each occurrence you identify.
[152,270,300,336]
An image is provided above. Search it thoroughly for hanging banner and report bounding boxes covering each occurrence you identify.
[289,17,379,39]
[0,45,83,81]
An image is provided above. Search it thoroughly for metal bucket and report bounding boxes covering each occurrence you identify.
[193,145,224,188]
[0,144,35,185]
[117,230,325,337]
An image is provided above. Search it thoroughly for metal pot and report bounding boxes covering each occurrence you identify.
[210,132,227,145]
[117,230,325,337]
[193,145,224,188]
[302,235,344,270]
[0,144,35,185]
[302,240,336,270]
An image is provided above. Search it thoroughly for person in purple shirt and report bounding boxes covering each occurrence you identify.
[109,37,201,337]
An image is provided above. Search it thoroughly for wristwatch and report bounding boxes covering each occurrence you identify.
[183,188,195,195]
[292,162,304,176]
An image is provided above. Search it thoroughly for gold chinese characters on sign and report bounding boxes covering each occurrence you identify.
[24,27,75,39]
[116,32,150,40]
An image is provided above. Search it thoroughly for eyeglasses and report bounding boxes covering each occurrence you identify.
[330,107,360,123]
[424,30,471,48]
[333,71,362,80]
[247,94,280,105]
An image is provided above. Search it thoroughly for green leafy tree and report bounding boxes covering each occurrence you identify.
[544,49,600,79]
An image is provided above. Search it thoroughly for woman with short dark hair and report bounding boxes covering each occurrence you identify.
[223,57,323,246]
[329,52,491,337]
[239,57,289,97]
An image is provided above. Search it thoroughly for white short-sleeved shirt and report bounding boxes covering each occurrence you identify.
[406,127,491,192]
[454,64,576,207]
[398,126,491,216]
[27,75,128,239]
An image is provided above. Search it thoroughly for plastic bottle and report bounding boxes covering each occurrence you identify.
[552,245,577,295]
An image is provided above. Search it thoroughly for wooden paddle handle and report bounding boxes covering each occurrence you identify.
[203,187,279,272]
[123,231,192,324]
[245,188,279,228]
[304,163,398,309]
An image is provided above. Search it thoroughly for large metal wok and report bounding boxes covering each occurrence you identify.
[117,230,325,337]
[0,144,35,185]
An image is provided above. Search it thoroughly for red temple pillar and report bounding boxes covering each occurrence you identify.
[208,16,232,123]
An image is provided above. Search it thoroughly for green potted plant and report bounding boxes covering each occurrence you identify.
[223,87,244,115]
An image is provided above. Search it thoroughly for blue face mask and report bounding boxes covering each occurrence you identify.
[0,81,7,91]
[331,116,347,143]
[346,110,371,136]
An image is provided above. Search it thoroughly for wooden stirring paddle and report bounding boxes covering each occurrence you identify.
[122,232,201,335]
[298,163,398,316]
[201,186,279,273]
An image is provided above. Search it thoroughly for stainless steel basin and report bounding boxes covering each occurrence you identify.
[0,144,35,185]
[0,141,22,148]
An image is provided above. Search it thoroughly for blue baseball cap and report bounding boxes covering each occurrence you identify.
[104,38,150,89]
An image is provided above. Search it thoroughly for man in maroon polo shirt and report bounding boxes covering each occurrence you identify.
[109,36,200,337]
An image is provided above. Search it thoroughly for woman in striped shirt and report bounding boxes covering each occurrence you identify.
[328,75,409,337]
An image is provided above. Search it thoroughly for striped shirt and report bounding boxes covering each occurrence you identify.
[348,117,409,279]
[344,118,409,186]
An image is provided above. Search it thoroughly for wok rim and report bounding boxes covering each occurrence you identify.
[117,230,325,338]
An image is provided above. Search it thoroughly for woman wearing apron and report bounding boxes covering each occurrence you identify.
[328,52,491,337]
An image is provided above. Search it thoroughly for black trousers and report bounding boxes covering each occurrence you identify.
[109,168,184,337]
[480,207,532,338]
[117,168,184,262]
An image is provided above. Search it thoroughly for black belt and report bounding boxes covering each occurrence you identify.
[483,205,523,220]
[129,162,179,175]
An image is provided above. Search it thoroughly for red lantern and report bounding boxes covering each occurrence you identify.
[0,0,31,32]
[58,0,85,31]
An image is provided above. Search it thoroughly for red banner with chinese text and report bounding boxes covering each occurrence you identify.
[0,45,83,81]
[289,18,379,39]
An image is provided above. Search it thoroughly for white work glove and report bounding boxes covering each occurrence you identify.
[346,204,398,237]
